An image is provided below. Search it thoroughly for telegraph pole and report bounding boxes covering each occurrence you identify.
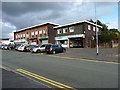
[95,2,99,55]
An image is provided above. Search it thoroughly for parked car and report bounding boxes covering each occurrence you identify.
[18,44,29,51]
[2,45,9,50]
[15,44,22,50]
[46,44,66,54]
[25,45,38,52]
[30,44,52,53]
[0,45,6,49]
[7,44,15,50]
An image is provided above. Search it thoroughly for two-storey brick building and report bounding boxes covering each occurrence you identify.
[54,20,102,48]
[14,22,58,45]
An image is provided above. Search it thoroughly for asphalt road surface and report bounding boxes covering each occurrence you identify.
[2,50,118,88]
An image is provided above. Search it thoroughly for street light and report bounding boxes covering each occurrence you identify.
[95,2,99,55]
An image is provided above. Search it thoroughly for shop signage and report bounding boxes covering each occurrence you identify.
[39,36,48,40]
[55,34,83,40]
[14,39,26,43]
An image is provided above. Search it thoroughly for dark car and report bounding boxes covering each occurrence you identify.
[7,44,15,50]
[46,44,66,54]
[14,44,22,50]
[25,45,38,52]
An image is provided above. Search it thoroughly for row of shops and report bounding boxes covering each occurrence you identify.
[14,21,102,48]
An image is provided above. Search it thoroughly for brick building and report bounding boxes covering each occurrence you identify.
[54,20,102,48]
[14,22,58,45]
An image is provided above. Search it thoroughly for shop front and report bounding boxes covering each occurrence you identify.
[14,39,27,44]
[39,36,48,44]
[29,38,38,45]
[55,34,84,48]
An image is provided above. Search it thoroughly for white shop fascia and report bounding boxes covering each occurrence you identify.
[55,34,84,40]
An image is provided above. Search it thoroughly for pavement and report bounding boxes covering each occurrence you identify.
[54,48,119,62]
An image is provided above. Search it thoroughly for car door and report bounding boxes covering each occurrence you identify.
[40,45,46,52]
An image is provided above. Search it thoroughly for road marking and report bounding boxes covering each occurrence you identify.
[48,55,120,64]
[16,69,77,90]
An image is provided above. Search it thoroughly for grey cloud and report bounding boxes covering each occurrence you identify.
[2,2,73,30]
[2,2,117,39]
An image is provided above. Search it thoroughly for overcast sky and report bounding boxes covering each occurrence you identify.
[1,1,118,39]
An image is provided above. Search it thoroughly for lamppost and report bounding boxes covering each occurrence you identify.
[95,2,99,55]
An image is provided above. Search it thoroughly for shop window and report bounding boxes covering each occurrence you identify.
[88,25,91,30]
[69,26,74,32]
[57,29,62,34]
[63,28,68,33]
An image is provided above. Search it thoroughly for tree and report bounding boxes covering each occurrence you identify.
[88,19,120,43]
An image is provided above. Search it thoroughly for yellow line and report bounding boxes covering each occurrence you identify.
[16,69,77,90]
[48,55,120,64]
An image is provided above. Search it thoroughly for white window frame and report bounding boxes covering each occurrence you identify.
[16,35,18,38]
[35,31,38,35]
[21,34,22,38]
[63,28,68,33]
[88,25,91,30]
[39,30,42,34]
[23,34,25,37]
[57,29,62,34]
[69,26,74,32]
[31,31,34,35]
[93,26,95,31]
[97,28,99,32]
[43,29,47,34]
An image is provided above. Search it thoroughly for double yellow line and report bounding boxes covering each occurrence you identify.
[16,69,77,90]
[48,55,120,64]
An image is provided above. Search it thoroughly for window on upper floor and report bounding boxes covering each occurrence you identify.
[26,32,29,38]
[63,28,68,33]
[21,34,22,38]
[69,26,74,32]
[35,31,38,35]
[31,31,34,35]
[23,34,25,37]
[39,30,42,34]
[93,26,95,31]
[16,35,18,38]
[88,25,91,30]
[97,28,99,32]
[43,29,47,34]
[57,29,62,34]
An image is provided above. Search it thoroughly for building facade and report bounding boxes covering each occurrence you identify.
[0,38,10,45]
[54,20,102,48]
[14,22,58,45]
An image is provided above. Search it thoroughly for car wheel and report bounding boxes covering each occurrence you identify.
[37,49,41,53]
[63,49,66,52]
[52,50,56,54]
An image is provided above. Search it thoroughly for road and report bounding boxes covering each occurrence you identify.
[2,50,118,88]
